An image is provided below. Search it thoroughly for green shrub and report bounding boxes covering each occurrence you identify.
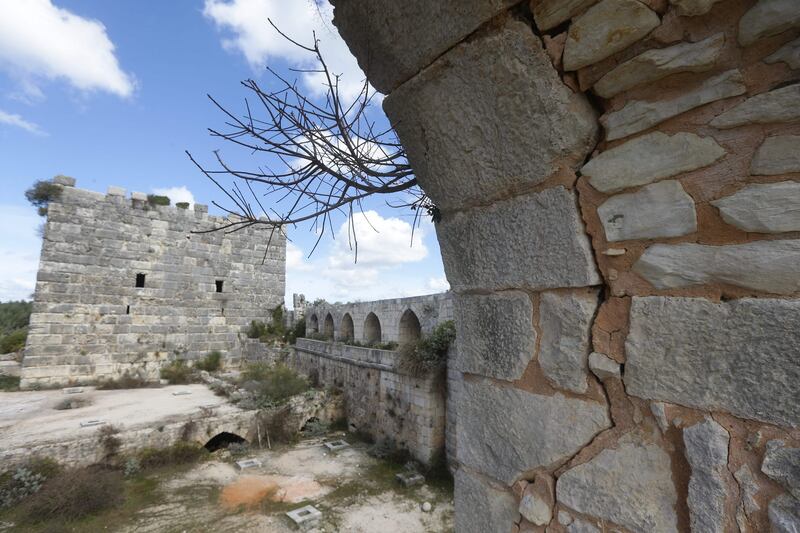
[18,467,124,523]
[0,458,61,509]
[159,360,194,384]
[96,371,157,390]
[196,350,222,372]
[246,320,268,339]
[146,194,170,207]
[25,180,63,217]
[285,319,306,344]
[0,375,21,391]
[241,363,309,408]
[398,320,456,377]
[248,305,288,342]
[137,442,207,470]
[0,328,27,354]
[175,202,190,209]
[0,300,32,335]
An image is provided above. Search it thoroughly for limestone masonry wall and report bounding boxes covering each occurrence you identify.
[332,0,800,531]
[22,177,286,388]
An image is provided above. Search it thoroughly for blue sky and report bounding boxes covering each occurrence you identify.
[0,0,448,306]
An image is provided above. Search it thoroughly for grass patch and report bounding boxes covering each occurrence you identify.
[96,371,160,390]
[137,442,208,470]
[159,360,195,384]
[240,363,309,408]
[195,350,222,372]
[0,375,20,391]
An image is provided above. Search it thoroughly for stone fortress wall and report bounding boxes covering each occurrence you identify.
[294,293,457,466]
[21,176,286,388]
[331,1,800,532]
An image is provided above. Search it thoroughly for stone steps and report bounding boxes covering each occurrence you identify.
[0,359,22,377]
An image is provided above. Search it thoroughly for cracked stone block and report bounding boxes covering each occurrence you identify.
[172,390,192,396]
[633,239,800,294]
[80,420,105,427]
[538,289,599,393]
[323,440,349,452]
[455,468,519,533]
[738,0,800,47]
[437,187,601,292]
[582,131,725,194]
[63,387,84,394]
[519,474,554,526]
[594,33,725,98]
[766,37,800,69]
[625,296,800,428]
[751,135,800,176]
[762,440,800,499]
[563,0,660,71]
[735,464,761,514]
[712,181,800,233]
[669,0,724,15]
[453,291,536,381]
[710,84,800,129]
[330,0,517,93]
[588,352,621,380]
[286,504,322,530]
[458,379,610,484]
[684,418,731,533]
[235,458,262,470]
[396,471,425,487]
[556,431,678,533]
[532,0,598,31]
[769,494,800,533]
[383,18,598,212]
[598,180,697,242]
[567,518,601,533]
[602,69,746,141]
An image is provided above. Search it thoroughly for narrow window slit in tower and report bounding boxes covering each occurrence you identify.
[126,305,130,315]
[135,273,146,288]
[216,280,224,293]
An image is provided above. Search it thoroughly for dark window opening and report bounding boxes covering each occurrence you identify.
[126,305,130,315]
[215,280,224,293]
[135,273,146,288]
[204,432,246,452]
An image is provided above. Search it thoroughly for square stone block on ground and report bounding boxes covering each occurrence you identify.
[286,505,322,530]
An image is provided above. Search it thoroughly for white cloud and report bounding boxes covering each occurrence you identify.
[0,0,135,98]
[203,0,367,100]
[286,241,312,272]
[427,276,450,292]
[0,206,42,301]
[0,109,45,135]
[152,186,195,207]
[328,210,427,268]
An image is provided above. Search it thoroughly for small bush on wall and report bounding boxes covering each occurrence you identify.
[146,194,170,207]
[398,320,456,377]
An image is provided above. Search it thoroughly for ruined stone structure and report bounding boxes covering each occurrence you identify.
[22,177,285,388]
[331,1,800,531]
[296,293,456,466]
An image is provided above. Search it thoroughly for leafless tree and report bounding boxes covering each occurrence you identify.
[187,21,435,260]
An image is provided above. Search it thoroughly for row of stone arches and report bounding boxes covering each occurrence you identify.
[308,308,422,345]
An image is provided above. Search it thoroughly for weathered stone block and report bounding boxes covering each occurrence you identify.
[532,0,598,32]
[457,379,610,484]
[52,175,76,187]
[454,291,536,381]
[594,33,725,98]
[625,296,800,427]
[384,19,598,212]
[712,181,800,233]
[710,84,800,129]
[437,187,601,292]
[766,36,800,69]
[556,431,678,533]
[455,468,518,533]
[751,135,800,176]
[738,0,800,47]
[669,0,724,16]
[768,494,800,533]
[331,0,517,94]
[633,239,800,294]
[684,418,731,533]
[598,180,697,242]
[588,352,621,380]
[107,186,126,197]
[538,289,599,393]
[762,440,800,499]
[563,0,660,71]
[519,474,555,526]
[582,132,725,193]
[602,69,746,140]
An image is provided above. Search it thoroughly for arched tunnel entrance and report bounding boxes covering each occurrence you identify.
[204,432,247,452]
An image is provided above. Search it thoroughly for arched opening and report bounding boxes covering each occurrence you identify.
[340,313,354,343]
[398,309,422,344]
[363,312,382,344]
[309,314,319,333]
[204,432,246,452]
[323,313,335,339]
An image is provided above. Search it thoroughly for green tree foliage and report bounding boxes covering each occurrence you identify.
[25,180,63,216]
[398,320,456,377]
[146,194,170,206]
[0,301,32,354]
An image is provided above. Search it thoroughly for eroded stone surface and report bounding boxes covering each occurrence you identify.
[738,0,800,47]
[751,136,800,175]
[710,84,800,129]
[588,352,621,380]
[603,70,746,140]
[384,19,598,212]
[556,431,678,533]
[762,440,800,499]
[519,474,554,526]
[454,291,536,381]
[598,180,697,241]
[684,418,731,533]
[458,379,611,484]
[669,0,724,16]
[594,33,725,98]
[766,37,800,69]
[533,0,598,31]
[567,518,601,533]
[735,464,761,514]
[625,296,800,428]
[455,468,518,533]
[582,132,726,193]
[634,239,800,294]
[437,187,601,292]
[563,0,660,71]
[768,494,800,533]
[330,0,518,93]
[712,181,800,233]
[538,289,599,393]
